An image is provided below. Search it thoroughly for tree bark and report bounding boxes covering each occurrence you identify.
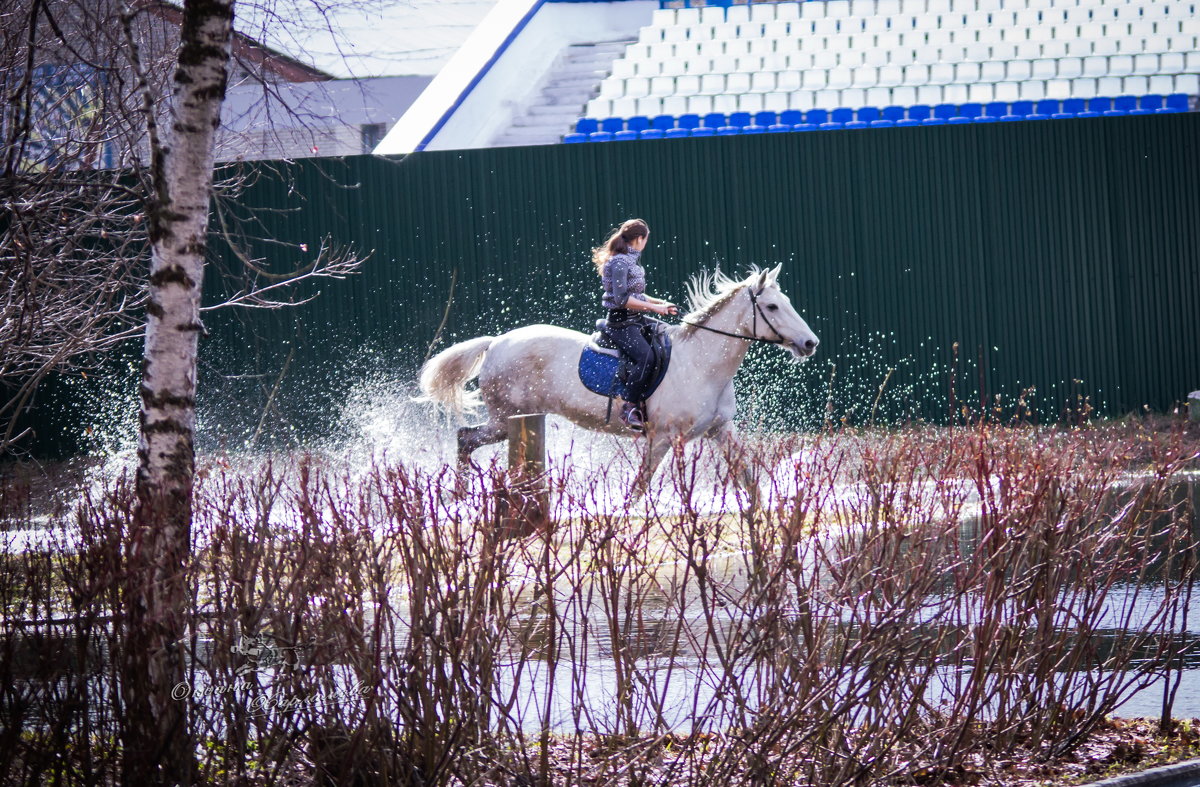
[125,0,233,783]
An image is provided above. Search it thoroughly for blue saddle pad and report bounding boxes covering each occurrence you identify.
[578,347,631,399]
[577,330,672,402]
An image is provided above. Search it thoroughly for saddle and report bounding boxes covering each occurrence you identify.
[577,318,672,424]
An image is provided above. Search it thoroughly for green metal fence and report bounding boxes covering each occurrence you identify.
[28,113,1200,455]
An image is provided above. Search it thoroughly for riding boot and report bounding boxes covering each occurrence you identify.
[620,401,645,433]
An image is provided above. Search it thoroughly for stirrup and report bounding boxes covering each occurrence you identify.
[620,402,645,433]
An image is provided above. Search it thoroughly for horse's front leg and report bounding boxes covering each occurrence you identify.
[705,420,760,511]
[630,432,676,503]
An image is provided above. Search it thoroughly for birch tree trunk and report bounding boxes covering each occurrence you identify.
[125,0,233,782]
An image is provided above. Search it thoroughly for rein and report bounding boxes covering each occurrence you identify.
[679,287,788,345]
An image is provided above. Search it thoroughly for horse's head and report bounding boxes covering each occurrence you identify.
[745,264,819,361]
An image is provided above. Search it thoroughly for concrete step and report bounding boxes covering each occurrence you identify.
[527,103,586,116]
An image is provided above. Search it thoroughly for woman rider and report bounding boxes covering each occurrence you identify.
[592,219,678,432]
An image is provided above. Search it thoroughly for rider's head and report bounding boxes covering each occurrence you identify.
[592,219,650,274]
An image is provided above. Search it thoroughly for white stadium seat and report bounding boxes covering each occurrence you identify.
[969,82,994,101]
[1176,74,1200,93]
[1124,75,1150,94]
[764,91,790,112]
[688,95,714,114]
[738,93,764,112]
[1041,78,1070,98]
[700,74,725,94]
[662,95,688,115]
[1017,80,1044,100]
[713,94,738,113]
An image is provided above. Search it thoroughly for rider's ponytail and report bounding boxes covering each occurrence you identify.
[592,219,649,275]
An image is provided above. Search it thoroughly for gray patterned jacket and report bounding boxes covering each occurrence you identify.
[601,250,649,310]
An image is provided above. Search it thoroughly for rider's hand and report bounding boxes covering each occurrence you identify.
[661,303,678,316]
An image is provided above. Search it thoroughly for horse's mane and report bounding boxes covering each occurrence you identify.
[677,266,766,337]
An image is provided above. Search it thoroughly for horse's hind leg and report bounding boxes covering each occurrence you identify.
[455,420,509,493]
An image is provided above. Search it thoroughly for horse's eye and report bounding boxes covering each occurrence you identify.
[767,304,779,311]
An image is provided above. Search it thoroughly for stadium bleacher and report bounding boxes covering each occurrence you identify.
[565,0,1197,141]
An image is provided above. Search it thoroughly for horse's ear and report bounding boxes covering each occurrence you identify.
[753,269,769,291]
[768,263,782,284]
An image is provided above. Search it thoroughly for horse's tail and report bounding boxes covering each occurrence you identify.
[415,336,495,419]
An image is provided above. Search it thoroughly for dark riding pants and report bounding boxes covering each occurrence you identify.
[606,311,657,404]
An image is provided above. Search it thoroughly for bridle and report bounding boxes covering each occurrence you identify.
[679,287,788,345]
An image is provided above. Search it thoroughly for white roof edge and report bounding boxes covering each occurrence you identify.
[373,0,543,155]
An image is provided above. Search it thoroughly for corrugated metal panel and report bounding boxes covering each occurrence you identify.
[191,113,1200,441]
[32,114,1200,454]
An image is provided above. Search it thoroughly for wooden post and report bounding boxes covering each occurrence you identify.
[498,413,550,538]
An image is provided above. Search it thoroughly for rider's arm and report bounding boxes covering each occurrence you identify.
[626,297,676,315]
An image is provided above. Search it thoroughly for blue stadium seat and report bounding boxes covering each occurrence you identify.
[909,104,932,120]
[729,112,752,127]
[691,126,716,137]
[1140,95,1164,111]
[806,109,829,125]
[1062,98,1087,114]
[1025,112,1049,121]
[974,115,999,123]
[948,116,972,124]
[651,115,675,131]
[614,130,639,141]
[831,108,854,123]
[983,102,1007,118]
[959,102,984,118]
[703,112,727,128]
[600,117,624,133]
[1011,101,1034,116]
[999,114,1023,122]
[767,124,790,133]
[575,118,599,135]
[1166,93,1189,111]
[1113,96,1138,112]
[1129,108,1152,116]
[933,103,957,120]
[1051,112,1076,119]
[780,109,804,126]
[870,119,896,128]
[896,118,921,127]
[1157,106,1186,113]
[1102,109,1128,117]
[717,125,740,135]
[819,121,845,130]
[640,128,665,139]
[589,131,614,142]
[678,113,701,130]
[882,106,906,122]
[794,123,818,132]
[755,111,777,127]
[628,116,650,132]
[564,133,588,143]
[1089,97,1113,113]
[743,124,767,134]
[857,106,881,122]
[923,117,948,125]
[1036,100,1060,116]
[844,120,869,128]
[665,127,689,138]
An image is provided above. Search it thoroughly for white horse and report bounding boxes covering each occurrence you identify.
[417,264,819,500]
